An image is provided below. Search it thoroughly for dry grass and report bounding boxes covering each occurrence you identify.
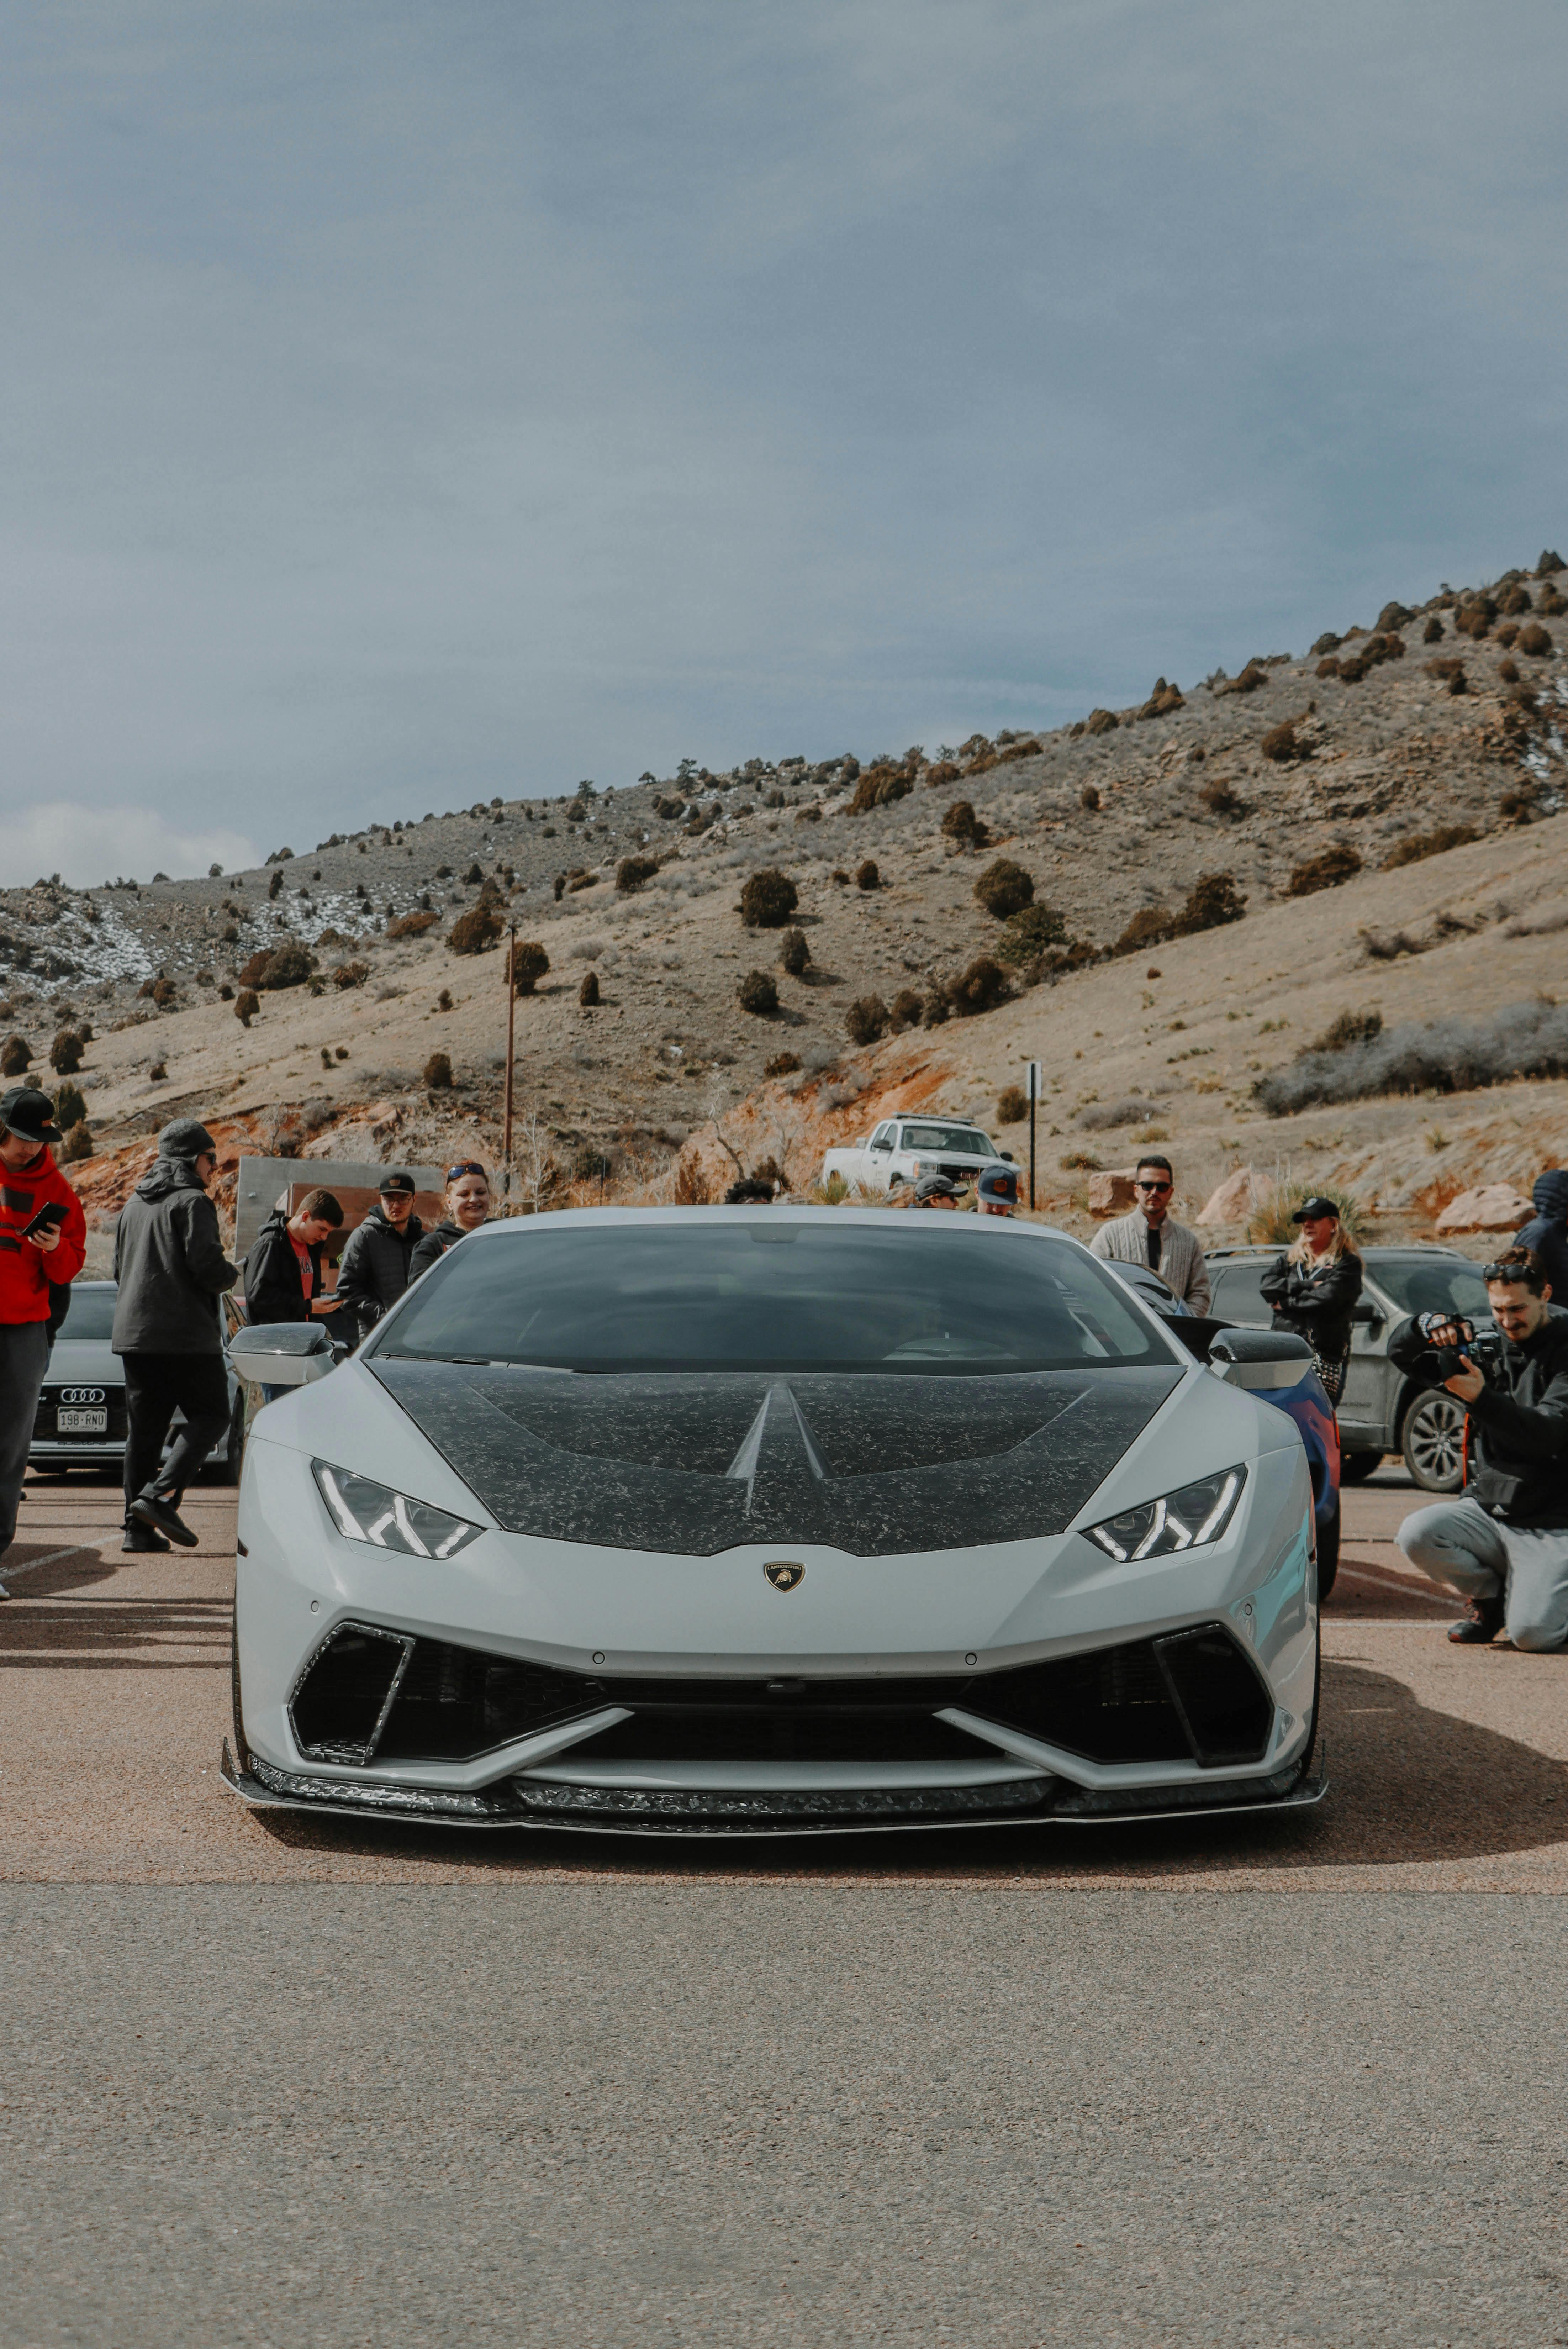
[1380,825,1480,871]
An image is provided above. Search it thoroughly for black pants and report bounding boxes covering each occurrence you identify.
[120,1352,231,1518]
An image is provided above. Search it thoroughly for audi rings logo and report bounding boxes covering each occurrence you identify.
[58,1388,106,1406]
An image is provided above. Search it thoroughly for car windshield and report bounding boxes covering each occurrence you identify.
[374,1221,1177,1375]
[52,1285,116,1342]
[898,1125,995,1155]
[1371,1257,1493,1322]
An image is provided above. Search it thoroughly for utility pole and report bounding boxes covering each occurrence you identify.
[1025,1059,1042,1212]
[501,925,517,1201]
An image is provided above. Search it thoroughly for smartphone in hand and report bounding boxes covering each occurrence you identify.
[22,1201,68,1242]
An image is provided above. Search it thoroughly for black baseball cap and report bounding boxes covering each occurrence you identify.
[1291,1196,1340,1222]
[378,1171,417,1196]
[0,1086,62,1145]
[914,1172,964,1204]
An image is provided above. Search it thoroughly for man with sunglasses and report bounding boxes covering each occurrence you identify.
[1089,1153,1211,1313]
[1393,1247,1568,1649]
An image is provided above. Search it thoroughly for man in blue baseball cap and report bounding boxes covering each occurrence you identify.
[976,1166,1018,1217]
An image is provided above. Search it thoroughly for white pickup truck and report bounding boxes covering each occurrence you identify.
[821,1116,1014,1196]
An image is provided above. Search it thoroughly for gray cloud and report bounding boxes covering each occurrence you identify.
[1,0,1564,881]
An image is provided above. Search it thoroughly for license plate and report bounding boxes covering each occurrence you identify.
[57,1408,107,1434]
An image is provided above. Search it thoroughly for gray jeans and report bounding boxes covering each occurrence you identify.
[0,1319,50,1562]
[1398,1497,1568,1652]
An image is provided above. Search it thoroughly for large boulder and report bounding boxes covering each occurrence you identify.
[1197,1167,1268,1226]
[1087,1169,1139,1219]
[1433,1184,1534,1235]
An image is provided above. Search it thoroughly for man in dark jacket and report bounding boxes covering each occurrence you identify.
[245,1189,345,1327]
[1393,1249,1568,1648]
[113,1118,239,1552]
[335,1172,423,1337]
[1519,1170,1568,1308]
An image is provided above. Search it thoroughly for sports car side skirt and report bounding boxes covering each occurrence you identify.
[219,1738,1327,1838]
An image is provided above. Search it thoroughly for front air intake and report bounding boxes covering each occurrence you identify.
[290,1625,413,1764]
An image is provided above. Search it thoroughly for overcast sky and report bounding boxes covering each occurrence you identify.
[2,0,1564,885]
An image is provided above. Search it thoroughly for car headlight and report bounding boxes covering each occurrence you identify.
[312,1460,483,1559]
[1084,1465,1247,1562]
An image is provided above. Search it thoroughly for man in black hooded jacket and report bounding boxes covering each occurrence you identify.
[1519,1170,1568,1307]
[335,1172,423,1337]
[1393,1248,1568,1648]
[112,1118,238,1551]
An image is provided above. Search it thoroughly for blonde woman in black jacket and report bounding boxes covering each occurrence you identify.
[1259,1195,1363,1407]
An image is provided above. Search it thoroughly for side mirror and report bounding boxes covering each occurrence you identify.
[227,1323,338,1387]
[1350,1301,1382,1325]
[999,1152,1016,1163]
[1208,1328,1314,1392]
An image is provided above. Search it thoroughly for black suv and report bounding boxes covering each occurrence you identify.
[1202,1244,1494,1490]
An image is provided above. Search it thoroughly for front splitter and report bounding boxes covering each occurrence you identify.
[220,1739,1328,1839]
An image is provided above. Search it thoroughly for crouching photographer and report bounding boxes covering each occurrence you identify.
[1393,1249,1568,1649]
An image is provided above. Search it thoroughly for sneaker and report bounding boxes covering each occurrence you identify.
[121,1522,170,1554]
[1448,1594,1505,1645]
[130,1492,199,1550]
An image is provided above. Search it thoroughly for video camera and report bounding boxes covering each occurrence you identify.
[1416,1311,1506,1383]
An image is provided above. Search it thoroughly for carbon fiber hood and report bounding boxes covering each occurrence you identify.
[370,1361,1183,1557]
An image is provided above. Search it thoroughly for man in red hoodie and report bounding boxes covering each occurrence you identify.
[0,1086,87,1588]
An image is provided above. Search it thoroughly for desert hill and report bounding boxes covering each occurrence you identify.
[6,552,1565,1253]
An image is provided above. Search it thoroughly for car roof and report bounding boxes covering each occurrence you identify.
[1204,1243,1474,1263]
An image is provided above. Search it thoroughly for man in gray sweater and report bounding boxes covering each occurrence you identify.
[112,1118,239,1552]
[1089,1152,1212,1314]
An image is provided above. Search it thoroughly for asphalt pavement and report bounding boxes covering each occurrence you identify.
[2,1463,1566,2347]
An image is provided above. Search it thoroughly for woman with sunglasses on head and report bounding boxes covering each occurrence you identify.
[1089,1153,1212,1313]
[409,1162,492,1279]
[1260,1195,1363,1408]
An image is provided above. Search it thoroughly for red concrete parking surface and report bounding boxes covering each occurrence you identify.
[2,1463,1564,1892]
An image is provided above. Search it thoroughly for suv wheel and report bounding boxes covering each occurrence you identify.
[1402,1390,1466,1492]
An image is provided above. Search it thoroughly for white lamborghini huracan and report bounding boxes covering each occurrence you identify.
[223,1209,1324,1837]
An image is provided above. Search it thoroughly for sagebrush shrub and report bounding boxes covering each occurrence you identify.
[1286,844,1362,897]
[1174,871,1247,933]
[448,906,503,955]
[1136,679,1184,721]
[888,988,923,1031]
[1254,1000,1568,1116]
[616,855,659,892]
[1518,622,1553,657]
[1079,784,1100,812]
[1537,580,1566,615]
[996,904,1066,967]
[1498,657,1521,684]
[1423,616,1445,642]
[1380,825,1480,871]
[1376,601,1414,631]
[1083,708,1119,734]
[924,761,960,787]
[844,993,888,1045]
[1498,583,1533,616]
[1260,720,1305,763]
[1199,779,1247,816]
[579,971,600,1007]
[764,1051,801,1078]
[55,1081,87,1130]
[849,766,913,815]
[234,991,259,1028]
[740,869,799,928]
[778,927,810,975]
[738,969,779,1016]
[973,858,1034,918]
[940,800,988,848]
[945,958,1010,1017]
[922,986,950,1028]
[332,960,370,989]
[510,939,550,994]
[1310,632,1343,656]
[1495,622,1520,649]
[996,1084,1028,1125]
[855,859,880,891]
[1305,1008,1383,1055]
[1115,906,1172,954]
[385,910,437,939]
[1315,656,1341,679]
[423,1051,454,1089]
[49,1030,84,1075]
[59,1120,93,1165]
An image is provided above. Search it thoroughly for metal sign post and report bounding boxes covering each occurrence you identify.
[1025,1060,1043,1211]
[501,925,517,1201]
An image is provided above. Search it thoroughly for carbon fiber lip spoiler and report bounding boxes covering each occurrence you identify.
[219,1739,1327,1839]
